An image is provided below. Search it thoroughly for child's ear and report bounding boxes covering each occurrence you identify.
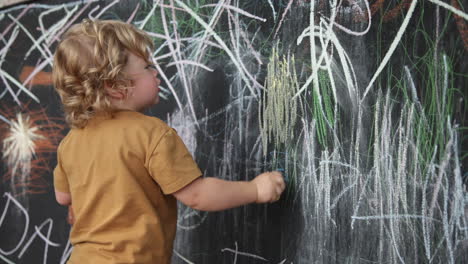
[104,81,126,100]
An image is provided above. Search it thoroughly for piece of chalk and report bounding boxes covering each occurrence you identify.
[275,168,289,183]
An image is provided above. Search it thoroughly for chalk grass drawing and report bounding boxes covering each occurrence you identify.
[0,0,467,263]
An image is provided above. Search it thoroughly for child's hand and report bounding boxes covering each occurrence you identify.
[251,171,285,203]
[68,205,75,225]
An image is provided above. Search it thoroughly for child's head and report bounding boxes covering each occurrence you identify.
[53,19,160,128]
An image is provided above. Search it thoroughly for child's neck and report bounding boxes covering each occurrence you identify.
[109,99,144,113]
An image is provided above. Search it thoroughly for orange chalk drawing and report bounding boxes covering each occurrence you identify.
[452,0,468,50]
[0,100,67,197]
[19,66,53,88]
[382,0,413,22]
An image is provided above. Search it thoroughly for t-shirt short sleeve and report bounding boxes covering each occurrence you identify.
[147,128,202,194]
[54,142,70,193]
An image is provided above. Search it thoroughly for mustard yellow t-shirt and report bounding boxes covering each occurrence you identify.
[53,110,202,264]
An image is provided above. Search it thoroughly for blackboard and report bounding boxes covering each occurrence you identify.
[1,0,467,263]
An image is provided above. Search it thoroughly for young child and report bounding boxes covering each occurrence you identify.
[52,19,285,264]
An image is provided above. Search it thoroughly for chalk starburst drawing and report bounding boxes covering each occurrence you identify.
[0,101,66,196]
[2,113,45,186]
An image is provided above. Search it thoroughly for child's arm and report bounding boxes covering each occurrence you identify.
[68,205,75,225]
[173,171,285,212]
[55,190,75,225]
[55,190,72,205]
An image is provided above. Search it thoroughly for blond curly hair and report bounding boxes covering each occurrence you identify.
[52,19,154,128]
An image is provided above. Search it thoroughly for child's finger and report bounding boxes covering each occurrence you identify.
[68,206,75,225]
[276,186,282,195]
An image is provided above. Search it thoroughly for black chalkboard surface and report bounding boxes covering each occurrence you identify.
[1,0,467,263]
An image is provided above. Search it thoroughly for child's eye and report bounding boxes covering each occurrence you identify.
[145,64,157,70]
